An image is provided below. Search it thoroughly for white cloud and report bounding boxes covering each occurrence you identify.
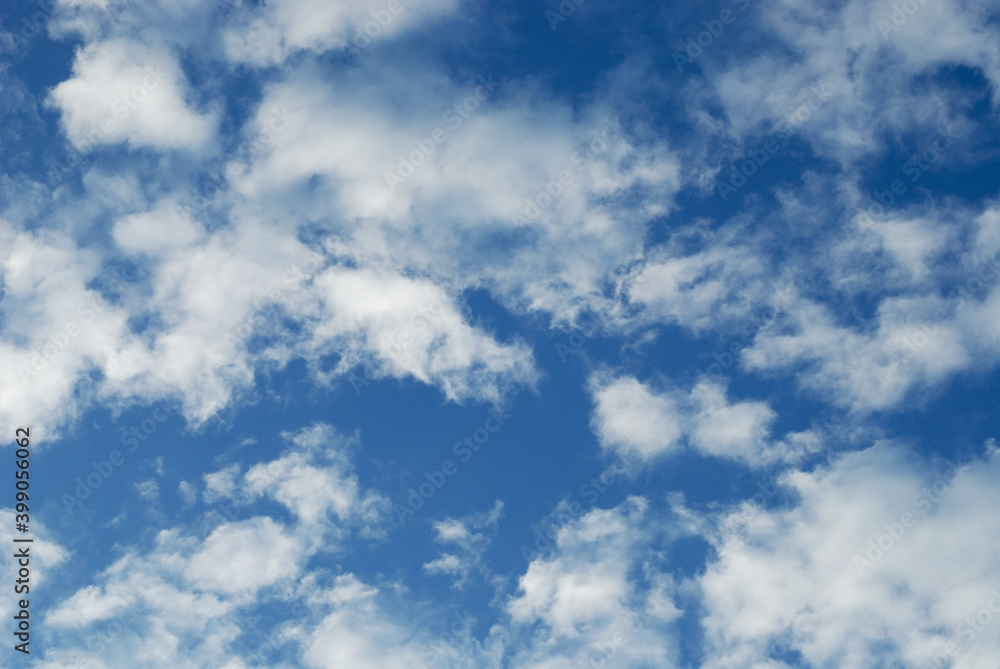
[203,464,242,504]
[48,38,215,151]
[589,374,799,468]
[112,201,206,256]
[866,215,955,282]
[195,424,390,542]
[687,380,776,461]
[698,0,999,168]
[40,424,394,667]
[178,480,198,506]
[741,288,991,412]
[0,192,544,433]
[508,497,682,667]
[0,513,69,630]
[244,424,388,530]
[45,584,134,629]
[302,608,435,669]
[303,266,538,405]
[185,517,303,595]
[697,440,1000,669]
[239,62,680,326]
[423,501,503,588]
[629,231,770,333]
[0,223,132,440]
[43,524,264,667]
[135,478,160,501]
[222,0,461,67]
[589,375,685,459]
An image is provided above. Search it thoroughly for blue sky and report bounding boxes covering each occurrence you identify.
[2,0,1000,667]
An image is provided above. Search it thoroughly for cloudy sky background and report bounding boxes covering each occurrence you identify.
[1,0,1000,666]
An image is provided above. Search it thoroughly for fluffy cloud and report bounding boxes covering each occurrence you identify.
[508,497,683,668]
[588,375,685,458]
[742,263,999,412]
[48,39,215,151]
[39,424,397,668]
[236,60,680,324]
[42,524,245,668]
[197,424,389,537]
[243,424,388,531]
[589,374,810,468]
[697,440,1000,669]
[0,189,540,433]
[221,0,461,67]
[185,517,303,595]
[628,229,772,333]
[112,201,206,255]
[0,513,68,632]
[3,0,689,437]
[423,500,503,589]
[301,266,537,405]
[0,223,132,439]
[5,1,1000,666]
[698,0,999,168]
